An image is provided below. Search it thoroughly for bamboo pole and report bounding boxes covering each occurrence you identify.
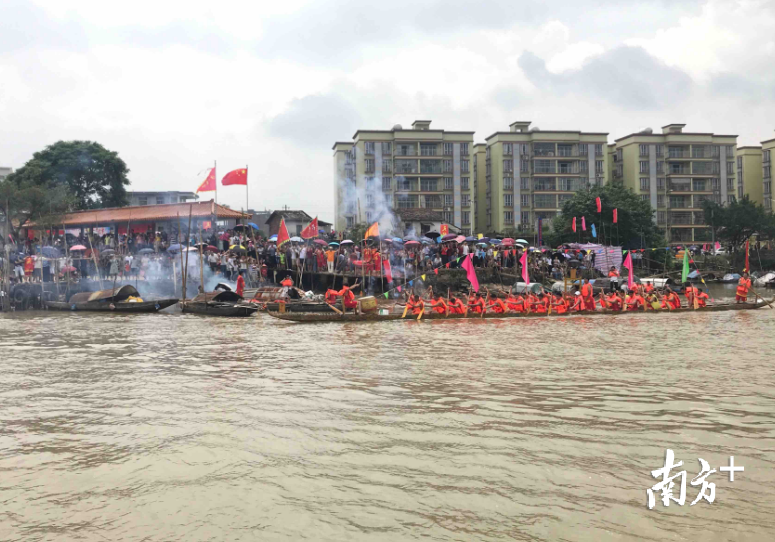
[177,212,185,301]
[87,228,103,290]
[183,204,193,299]
[198,229,206,310]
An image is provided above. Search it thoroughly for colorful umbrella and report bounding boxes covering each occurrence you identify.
[405,240,420,246]
[70,245,87,251]
[314,239,327,245]
[341,240,354,245]
[441,234,457,241]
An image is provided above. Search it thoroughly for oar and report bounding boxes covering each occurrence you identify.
[416,306,424,321]
[326,302,343,315]
[750,287,774,309]
[446,288,450,317]
[481,288,489,319]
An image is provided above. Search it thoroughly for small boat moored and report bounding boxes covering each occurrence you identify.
[180,290,258,317]
[45,285,178,313]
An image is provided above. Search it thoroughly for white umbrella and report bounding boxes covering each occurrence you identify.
[516,239,529,245]
[290,236,302,242]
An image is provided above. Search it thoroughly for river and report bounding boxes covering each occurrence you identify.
[1,288,774,541]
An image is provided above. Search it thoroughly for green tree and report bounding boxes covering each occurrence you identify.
[0,179,74,240]
[545,184,665,249]
[7,141,130,210]
[701,196,774,250]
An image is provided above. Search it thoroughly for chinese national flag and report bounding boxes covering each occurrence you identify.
[364,221,379,239]
[276,219,290,247]
[440,224,449,236]
[222,168,247,186]
[196,168,216,192]
[300,217,318,239]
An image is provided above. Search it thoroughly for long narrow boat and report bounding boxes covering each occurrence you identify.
[45,285,178,313]
[180,290,258,317]
[265,298,772,323]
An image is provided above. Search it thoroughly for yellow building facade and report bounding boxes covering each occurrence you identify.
[612,124,737,244]
[736,146,763,207]
[482,122,608,235]
[333,120,475,235]
[762,136,775,213]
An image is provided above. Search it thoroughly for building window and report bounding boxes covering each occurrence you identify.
[382,160,392,173]
[595,144,603,156]
[639,144,649,156]
[504,143,513,155]
[641,194,650,202]
[460,143,469,155]
[503,160,513,173]
[579,160,588,173]
[461,159,470,173]
[444,177,453,190]
[657,195,665,207]
[579,143,588,155]
[640,178,650,191]
[462,211,470,225]
[382,177,392,191]
[156,197,165,204]
[504,194,513,207]
[365,159,375,173]
[139,197,148,205]
[520,194,530,207]
[534,194,556,208]
[365,211,373,223]
[442,160,453,173]
[656,177,665,190]
[728,195,736,204]
[346,217,354,228]
[727,162,734,174]
[639,161,649,173]
[461,177,469,190]
[381,142,392,154]
[443,211,453,223]
[504,211,513,223]
[727,178,734,190]
[657,211,666,224]
[421,178,437,191]
[442,194,452,207]
[462,194,471,206]
[534,160,555,174]
[765,166,772,179]
[366,194,374,206]
[364,142,375,155]
[385,194,392,206]
[503,177,513,190]
[520,160,528,173]
[521,211,531,224]
[443,143,453,155]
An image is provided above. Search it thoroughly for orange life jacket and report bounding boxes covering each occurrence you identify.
[736,278,751,298]
[488,298,507,313]
[431,299,447,314]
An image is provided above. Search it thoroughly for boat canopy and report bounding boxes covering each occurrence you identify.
[191,291,243,303]
[69,285,140,303]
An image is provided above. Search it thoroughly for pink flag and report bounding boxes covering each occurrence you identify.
[520,250,529,284]
[613,208,618,224]
[572,217,576,232]
[582,217,586,231]
[461,253,480,292]
[714,241,721,251]
[623,251,634,290]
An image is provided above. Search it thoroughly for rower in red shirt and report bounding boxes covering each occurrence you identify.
[684,282,699,307]
[506,292,526,313]
[338,283,360,310]
[325,288,339,305]
[736,272,752,303]
[695,289,709,308]
[605,291,623,311]
[533,292,549,313]
[280,276,293,287]
[663,287,682,309]
[430,294,448,315]
[551,293,568,314]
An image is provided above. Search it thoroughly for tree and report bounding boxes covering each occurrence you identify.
[0,178,74,241]
[545,184,665,249]
[7,141,130,210]
[702,196,775,250]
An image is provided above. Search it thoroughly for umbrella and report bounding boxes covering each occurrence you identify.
[341,240,354,245]
[501,238,515,246]
[59,266,77,273]
[229,245,245,250]
[248,222,259,229]
[70,244,87,251]
[205,245,219,252]
[516,239,529,245]
[269,234,278,241]
[101,248,116,254]
[40,246,59,258]
[465,236,477,242]
[425,231,440,238]
[476,242,487,247]
[167,244,183,252]
[392,237,404,244]
[490,239,501,245]
[137,248,154,254]
[455,235,466,243]
[441,233,457,241]
[290,236,302,243]
[314,239,327,245]
[420,236,433,243]
[328,242,340,246]
[183,246,198,252]
[405,240,420,246]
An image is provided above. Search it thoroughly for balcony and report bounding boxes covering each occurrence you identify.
[668,164,691,175]
[534,180,557,191]
[692,162,718,175]
[557,147,576,157]
[395,160,418,174]
[534,149,557,157]
[420,163,442,174]
[395,147,418,156]
[671,212,693,225]
[668,148,691,159]
[420,146,438,156]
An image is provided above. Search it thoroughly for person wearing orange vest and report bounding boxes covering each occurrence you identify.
[736,272,752,303]
[447,296,466,314]
[662,287,682,309]
[626,290,645,311]
[695,289,709,308]
[551,293,568,314]
[325,288,340,305]
[644,282,655,295]
[235,274,245,297]
[338,283,359,310]
[684,282,699,306]
[506,292,526,313]
[430,294,448,315]
[486,296,507,314]
[605,291,623,311]
[468,293,485,314]
[280,276,293,287]
[580,279,596,311]
[570,290,585,312]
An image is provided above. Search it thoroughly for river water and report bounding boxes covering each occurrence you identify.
[2,288,775,541]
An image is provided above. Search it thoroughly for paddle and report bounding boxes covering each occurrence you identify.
[750,286,774,309]
[416,306,424,321]
[446,288,450,317]
[326,303,343,315]
[481,288,489,319]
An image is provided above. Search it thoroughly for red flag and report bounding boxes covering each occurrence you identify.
[397,285,402,293]
[623,251,634,290]
[221,168,247,186]
[440,224,449,236]
[520,250,529,284]
[613,208,618,224]
[300,217,318,239]
[433,268,438,275]
[461,254,479,292]
[745,239,750,272]
[196,168,216,192]
[596,197,602,213]
[364,222,379,239]
[276,218,290,247]
[383,259,393,283]
[572,217,577,232]
[582,217,586,231]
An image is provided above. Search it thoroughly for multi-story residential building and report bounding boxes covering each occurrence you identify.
[736,147,763,206]
[763,135,775,213]
[614,124,737,244]
[483,121,608,234]
[472,143,487,234]
[333,120,476,235]
[128,190,198,206]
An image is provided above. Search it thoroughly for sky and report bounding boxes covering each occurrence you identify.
[1,0,774,223]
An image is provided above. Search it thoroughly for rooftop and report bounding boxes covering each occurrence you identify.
[394,209,444,222]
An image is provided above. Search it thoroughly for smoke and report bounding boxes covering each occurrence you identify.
[337,147,399,235]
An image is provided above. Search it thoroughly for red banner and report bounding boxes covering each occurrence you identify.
[276,219,290,247]
[196,168,216,192]
[440,224,449,236]
[300,217,318,239]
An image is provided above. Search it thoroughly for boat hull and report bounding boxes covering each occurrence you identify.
[46,299,179,313]
[265,299,771,323]
[180,302,258,317]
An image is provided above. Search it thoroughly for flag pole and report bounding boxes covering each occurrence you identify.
[214,160,217,235]
[246,164,249,216]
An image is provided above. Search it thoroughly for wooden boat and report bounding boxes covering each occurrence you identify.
[45,285,178,313]
[180,290,258,317]
[250,285,334,312]
[265,298,772,323]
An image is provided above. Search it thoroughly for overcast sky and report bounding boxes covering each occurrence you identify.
[1,0,774,222]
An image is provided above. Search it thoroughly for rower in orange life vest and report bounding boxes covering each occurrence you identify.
[625,289,645,311]
[505,291,526,313]
[580,279,596,311]
[338,282,360,310]
[533,292,549,313]
[662,287,682,309]
[280,276,293,287]
[551,292,568,314]
[468,292,485,314]
[486,294,507,314]
[736,271,752,303]
[683,282,699,306]
[447,295,466,314]
[430,294,448,315]
[324,288,339,305]
[569,290,585,312]
[695,288,709,307]
[604,290,623,311]
[403,293,424,315]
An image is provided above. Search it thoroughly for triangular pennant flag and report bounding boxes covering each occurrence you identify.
[408,281,413,286]
[434,269,438,275]
[384,292,389,299]
[445,262,450,268]
[421,274,426,280]
[397,285,402,292]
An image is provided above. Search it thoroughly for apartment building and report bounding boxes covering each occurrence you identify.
[333,120,476,235]
[472,143,487,233]
[483,121,608,234]
[763,135,775,213]
[128,190,198,206]
[613,124,737,244]
[736,147,763,206]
